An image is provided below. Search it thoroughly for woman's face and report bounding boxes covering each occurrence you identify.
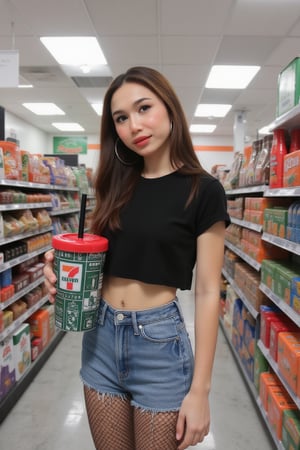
[111,82,171,158]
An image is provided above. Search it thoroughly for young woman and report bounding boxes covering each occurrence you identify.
[44,66,230,450]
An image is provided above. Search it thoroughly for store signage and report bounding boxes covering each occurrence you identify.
[0,50,19,87]
[53,136,87,154]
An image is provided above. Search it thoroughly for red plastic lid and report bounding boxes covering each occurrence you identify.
[52,233,108,253]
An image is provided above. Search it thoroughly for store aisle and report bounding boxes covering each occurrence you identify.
[0,292,275,450]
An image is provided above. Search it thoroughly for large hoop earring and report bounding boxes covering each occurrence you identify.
[114,138,139,166]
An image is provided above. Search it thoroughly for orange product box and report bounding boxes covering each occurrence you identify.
[268,389,297,440]
[277,332,300,395]
[259,372,281,411]
[269,319,298,362]
[28,308,50,349]
[283,150,300,187]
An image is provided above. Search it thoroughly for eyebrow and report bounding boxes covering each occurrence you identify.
[112,97,152,117]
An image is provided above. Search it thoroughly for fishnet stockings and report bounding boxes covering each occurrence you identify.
[84,386,179,450]
[134,408,179,450]
[84,386,134,450]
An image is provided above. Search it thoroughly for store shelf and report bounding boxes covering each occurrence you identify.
[0,244,52,273]
[230,217,263,233]
[222,269,259,318]
[0,179,78,191]
[0,295,50,341]
[219,319,282,450]
[260,282,300,327]
[225,240,261,271]
[269,103,300,131]
[225,185,267,195]
[262,232,300,255]
[49,207,80,216]
[0,202,52,211]
[0,330,65,423]
[264,186,300,197]
[0,226,53,246]
[0,276,45,310]
[258,339,300,410]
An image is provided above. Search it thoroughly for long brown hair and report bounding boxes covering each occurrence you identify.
[91,66,207,234]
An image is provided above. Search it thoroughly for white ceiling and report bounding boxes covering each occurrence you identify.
[1,0,300,142]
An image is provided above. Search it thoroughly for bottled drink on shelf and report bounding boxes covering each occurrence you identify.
[269,128,287,188]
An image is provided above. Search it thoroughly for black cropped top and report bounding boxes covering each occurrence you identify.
[102,171,230,290]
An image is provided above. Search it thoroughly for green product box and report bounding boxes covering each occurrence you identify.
[261,259,279,290]
[254,344,269,392]
[274,265,298,305]
[282,409,300,449]
[272,207,289,238]
[277,57,300,117]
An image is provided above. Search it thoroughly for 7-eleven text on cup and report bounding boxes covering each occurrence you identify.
[59,262,83,291]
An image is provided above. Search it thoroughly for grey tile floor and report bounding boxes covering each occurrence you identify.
[0,291,276,450]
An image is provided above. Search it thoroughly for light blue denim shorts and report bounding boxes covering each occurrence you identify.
[80,298,194,412]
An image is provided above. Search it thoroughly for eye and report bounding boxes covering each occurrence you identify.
[115,114,127,124]
[139,104,151,113]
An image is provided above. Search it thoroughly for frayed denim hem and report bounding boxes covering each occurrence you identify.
[81,376,130,402]
[131,400,180,414]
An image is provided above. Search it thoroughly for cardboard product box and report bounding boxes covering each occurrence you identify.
[0,336,16,400]
[243,314,256,358]
[259,372,281,412]
[284,150,300,188]
[277,332,300,395]
[282,409,300,450]
[31,337,43,362]
[268,389,297,440]
[270,319,298,362]
[12,323,31,381]
[260,310,285,348]
[277,57,300,117]
[41,304,55,339]
[28,308,50,349]
[254,345,269,391]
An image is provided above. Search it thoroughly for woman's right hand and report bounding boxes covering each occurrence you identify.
[43,249,57,304]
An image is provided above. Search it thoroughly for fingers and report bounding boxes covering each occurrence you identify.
[43,249,57,304]
[176,418,209,450]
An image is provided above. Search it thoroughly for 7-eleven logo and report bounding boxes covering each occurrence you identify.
[59,262,83,291]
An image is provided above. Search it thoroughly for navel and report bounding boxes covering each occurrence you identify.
[121,299,126,308]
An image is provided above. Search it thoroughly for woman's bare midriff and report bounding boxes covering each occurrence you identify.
[101,275,177,310]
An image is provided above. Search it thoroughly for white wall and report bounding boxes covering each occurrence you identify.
[5,111,234,173]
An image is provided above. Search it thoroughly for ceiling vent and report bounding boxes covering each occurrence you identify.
[20,66,68,84]
[71,76,112,88]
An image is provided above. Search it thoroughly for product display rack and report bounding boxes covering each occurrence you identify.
[222,103,300,449]
[0,179,81,422]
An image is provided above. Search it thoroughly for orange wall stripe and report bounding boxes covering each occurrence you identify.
[88,144,100,150]
[194,145,233,152]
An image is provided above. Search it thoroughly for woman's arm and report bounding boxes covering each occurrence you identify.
[176,220,226,450]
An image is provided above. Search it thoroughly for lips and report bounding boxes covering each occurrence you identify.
[133,136,151,146]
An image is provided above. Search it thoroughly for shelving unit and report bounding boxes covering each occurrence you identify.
[0,179,82,422]
[222,103,300,449]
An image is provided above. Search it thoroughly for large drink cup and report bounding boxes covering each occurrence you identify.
[52,233,108,332]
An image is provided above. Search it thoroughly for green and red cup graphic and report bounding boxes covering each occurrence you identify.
[52,233,108,331]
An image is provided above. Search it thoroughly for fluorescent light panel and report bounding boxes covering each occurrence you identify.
[195,104,232,117]
[23,103,65,115]
[40,36,107,66]
[52,122,84,131]
[205,65,260,89]
[190,124,216,133]
[91,103,103,115]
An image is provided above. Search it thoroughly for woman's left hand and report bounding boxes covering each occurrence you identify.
[176,390,210,450]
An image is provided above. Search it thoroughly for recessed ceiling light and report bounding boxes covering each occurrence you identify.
[23,103,65,115]
[195,104,232,117]
[18,84,33,88]
[40,36,107,66]
[91,103,103,115]
[205,65,260,89]
[190,124,216,133]
[52,122,85,131]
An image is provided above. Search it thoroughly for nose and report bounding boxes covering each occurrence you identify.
[129,115,142,133]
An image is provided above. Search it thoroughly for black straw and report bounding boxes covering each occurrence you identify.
[78,193,87,239]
